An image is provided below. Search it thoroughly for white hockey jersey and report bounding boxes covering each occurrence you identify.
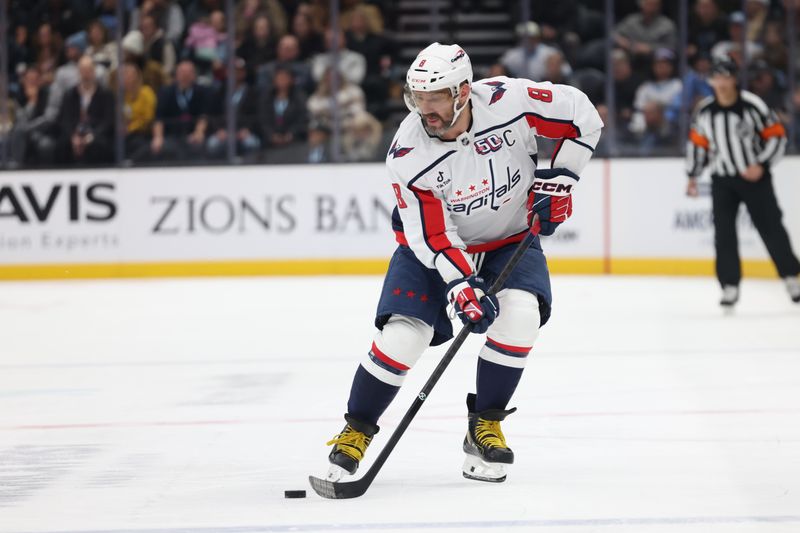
[386,76,603,284]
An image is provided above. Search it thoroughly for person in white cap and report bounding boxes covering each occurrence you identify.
[499,21,567,82]
[322,43,602,484]
[109,30,167,94]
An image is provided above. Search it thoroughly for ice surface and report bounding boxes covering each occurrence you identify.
[1,275,799,532]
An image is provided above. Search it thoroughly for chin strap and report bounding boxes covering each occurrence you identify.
[448,89,469,128]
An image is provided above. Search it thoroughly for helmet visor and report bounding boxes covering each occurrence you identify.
[403,84,457,113]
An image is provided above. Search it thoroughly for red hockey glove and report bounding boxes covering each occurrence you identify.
[446,276,499,334]
[526,168,580,236]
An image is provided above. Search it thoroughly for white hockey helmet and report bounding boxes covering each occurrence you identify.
[405,43,473,126]
[406,42,473,95]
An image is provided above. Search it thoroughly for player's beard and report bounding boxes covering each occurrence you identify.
[421,111,454,137]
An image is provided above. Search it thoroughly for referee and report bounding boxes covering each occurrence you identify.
[686,57,800,307]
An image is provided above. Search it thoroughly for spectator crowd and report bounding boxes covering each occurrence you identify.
[4,0,393,166]
[2,0,799,167]
[491,0,798,156]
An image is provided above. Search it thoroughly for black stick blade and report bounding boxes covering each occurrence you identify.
[308,475,368,499]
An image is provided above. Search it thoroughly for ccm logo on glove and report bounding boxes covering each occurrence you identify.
[530,181,573,194]
[527,167,580,236]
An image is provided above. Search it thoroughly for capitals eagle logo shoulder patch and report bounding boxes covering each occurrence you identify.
[389,140,414,159]
[484,81,507,105]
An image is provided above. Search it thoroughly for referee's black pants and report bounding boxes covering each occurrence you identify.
[712,173,800,287]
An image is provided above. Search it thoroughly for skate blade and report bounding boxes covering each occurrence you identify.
[462,454,507,483]
[325,464,348,482]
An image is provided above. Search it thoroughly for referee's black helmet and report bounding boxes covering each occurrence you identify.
[711,57,739,78]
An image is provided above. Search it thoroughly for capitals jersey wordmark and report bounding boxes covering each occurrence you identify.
[448,161,522,216]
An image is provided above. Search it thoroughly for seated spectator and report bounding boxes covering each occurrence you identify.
[345,5,394,119]
[614,0,677,67]
[94,0,122,34]
[237,14,278,81]
[111,31,168,94]
[341,110,383,162]
[542,51,573,85]
[761,20,787,71]
[665,52,713,125]
[0,99,18,163]
[183,0,223,28]
[9,67,51,166]
[633,100,678,156]
[688,0,729,59]
[9,24,33,96]
[33,22,64,85]
[339,0,385,34]
[749,60,786,113]
[129,0,186,44]
[140,13,177,82]
[630,48,682,134]
[236,0,289,40]
[611,49,645,127]
[298,1,326,32]
[55,55,115,165]
[14,66,49,122]
[257,34,314,94]
[499,21,565,82]
[85,19,118,79]
[311,29,367,86]
[183,9,229,83]
[206,58,262,159]
[39,32,87,136]
[138,60,212,161]
[711,12,764,65]
[122,62,157,159]
[262,66,308,149]
[292,12,325,61]
[307,67,367,163]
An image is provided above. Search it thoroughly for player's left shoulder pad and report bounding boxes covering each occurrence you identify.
[472,75,522,111]
[386,115,450,187]
[386,115,419,162]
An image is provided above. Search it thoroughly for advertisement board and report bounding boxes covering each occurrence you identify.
[0,165,398,275]
[1,159,798,279]
[609,159,800,275]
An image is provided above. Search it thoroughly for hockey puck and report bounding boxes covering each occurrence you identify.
[284,490,306,499]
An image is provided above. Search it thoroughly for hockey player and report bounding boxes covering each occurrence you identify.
[324,43,603,482]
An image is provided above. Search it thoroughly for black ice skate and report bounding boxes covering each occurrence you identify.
[720,285,739,308]
[462,393,516,483]
[325,414,379,482]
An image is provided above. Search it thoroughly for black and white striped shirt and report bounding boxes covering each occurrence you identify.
[686,90,787,178]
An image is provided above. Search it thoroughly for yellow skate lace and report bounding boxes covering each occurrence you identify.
[475,419,508,448]
[326,428,371,461]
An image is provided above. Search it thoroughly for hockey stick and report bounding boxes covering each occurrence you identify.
[308,222,541,499]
